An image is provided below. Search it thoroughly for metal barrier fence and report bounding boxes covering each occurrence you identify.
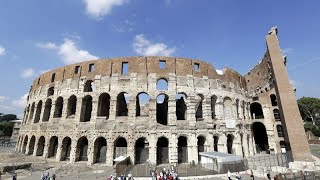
[245,153,289,170]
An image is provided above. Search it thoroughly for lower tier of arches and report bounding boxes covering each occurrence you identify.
[15,131,264,166]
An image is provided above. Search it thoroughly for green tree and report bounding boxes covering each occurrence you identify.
[297,97,320,125]
[0,114,18,122]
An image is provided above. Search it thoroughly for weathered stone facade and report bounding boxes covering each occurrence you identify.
[15,27,312,166]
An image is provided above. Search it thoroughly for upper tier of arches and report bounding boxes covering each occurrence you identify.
[30,56,247,92]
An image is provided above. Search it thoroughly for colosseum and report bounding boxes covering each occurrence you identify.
[15,27,312,167]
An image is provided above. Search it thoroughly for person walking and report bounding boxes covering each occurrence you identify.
[52,173,56,180]
[250,169,254,180]
[12,173,17,180]
[227,170,232,180]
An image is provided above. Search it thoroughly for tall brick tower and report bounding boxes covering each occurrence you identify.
[266,27,313,162]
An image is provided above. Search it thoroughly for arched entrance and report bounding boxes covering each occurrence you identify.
[113,137,127,160]
[251,122,269,153]
[227,134,234,154]
[36,136,45,156]
[93,137,107,164]
[48,136,58,158]
[135,138,149,164]
[157,137,169,165]
[197,136,206,162]
[61,137,71,161]
[178,136,188,164]
[28,136,36,155]
[76,137,88,161]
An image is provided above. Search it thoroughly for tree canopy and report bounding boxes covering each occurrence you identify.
[0,114,18,122]
[297,97,320,125]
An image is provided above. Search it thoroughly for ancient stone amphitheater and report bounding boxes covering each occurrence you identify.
[15,28,312,167]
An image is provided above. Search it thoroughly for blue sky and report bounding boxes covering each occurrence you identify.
[0,0,319,117]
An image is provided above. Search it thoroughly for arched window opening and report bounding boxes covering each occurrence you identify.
[270,94,277,106]
[250,102,264,119]
[277,125,284,137]
[157,137,169,165]
[36,136,45,156]
[67,95,77,117]
[34,101,42,123]
[53,97,63,118]
[83,80,94,92]
[22,136,28,154]
[48,136,58,158]
[176,93,187,120]
[280,141,286,153]
[178,136,188,164]
[116,92,129,116]
[47,87,54,97]
[135,138,149,164]
[28,103,35,124]
[80,95,92,122]
[195,94,204,121]
[156,94,168,125]
[61,137,71,161]
[28,136,36,155]
[214,136,219,152]
[113,137,127,163]
[227,134,234,154]
[97,93,110,118]
[273,109,281,121]
[136,93,150,117]
[93,137,107,164]
[156,78,168,90]
[197,136,206,162]
[42,99,52,122]
[224,97,233,119]
[211,95,217,119]
[76,137,88,161]
[251,122,269,153]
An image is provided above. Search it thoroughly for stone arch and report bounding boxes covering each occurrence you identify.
[277,125,284,137]
[83,80,94,92]
[42,99,52,122]
[270,94,277,106]
[53,97,63,118]
[157,136,169,165]
[156,78,168,90]
[113,137,127,161]
[47,86,54,97]
[223,97,233,118]
[116,92,129,117]
[136,92,150,117]
[93,137,107,164]
[251,122,269,153]
[211,95,217,119]
[76,136,89,162]
[213,135,219,152]
[227,134,234,154]
[178,136,188,164]
[176,93,187,120]
[60,137,72,161]
[67,95,77,117]
[195,94,204,120]
[34,101,43,123]
[22,135,28,153]
[28,135,36,155]
[28,102,35,123]
[273,109,280,121]
[97,93,110,118]
[157,94,169,125]
[48,136,58,158]
[250,102,264,119]
[36,136,45,156]
[80,95,92,122]
[197,135,206,162]
[134,137,149,164]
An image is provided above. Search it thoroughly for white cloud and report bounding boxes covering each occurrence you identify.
[83,0,126,19]
[133,34,176,56]
[282,48,293,54]
[37,38,98,64]
[216,69,224,75]
[11,94,28,109]
[21,68,36,78]
[0,46,6,56]
[0,96,7,103]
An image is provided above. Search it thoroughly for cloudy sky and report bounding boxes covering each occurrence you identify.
[0,0,319,117]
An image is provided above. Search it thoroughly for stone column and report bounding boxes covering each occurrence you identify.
[49,101,56,120]
[242,134,249,158]
[149,98,157,124]
[188,133,197,164]
[25,138,31,155]
[239,102,244,120]
[87,138,94,165]
[215,96,224,120]
[206,134,214,152]
[169,133,178,164]
[39,103,45,122]
[69,139,78,163]
[149,133,156,165]
[233,133,243,157]
[55,138,63,162]
[188,95,197,127]
[61,98,69,119]
[218,134,227,153]
[32,138,39,156]
[90,97,98,123]
[108,96,117,121]
[106,141,114,166]
[168,73,177,126]
[127,142,135,165]
[43,138,49,158]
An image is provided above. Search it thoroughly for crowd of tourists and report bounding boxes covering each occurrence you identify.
[150,167,179,180]
[40,172,56,180]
